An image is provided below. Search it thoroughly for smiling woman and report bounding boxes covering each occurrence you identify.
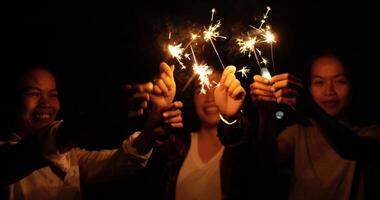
[15,67,61,137]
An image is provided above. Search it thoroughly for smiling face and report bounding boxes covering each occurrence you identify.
[309,56,351,118]
[193,72,222,128]
[16,67,60,134]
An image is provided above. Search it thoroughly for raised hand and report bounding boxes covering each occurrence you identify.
[269,73,303,106]
[214,65,246,117]
[250,73,303,107]
[151,62,176,109]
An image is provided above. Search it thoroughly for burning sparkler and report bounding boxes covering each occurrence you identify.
[203,8,226,69]
[237,66,250,78]
[236,6,276,78]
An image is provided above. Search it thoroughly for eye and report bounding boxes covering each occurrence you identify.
[49,91,59,98]
[24,90,41,97]
[312,78,324,86]
[334,77,349,85]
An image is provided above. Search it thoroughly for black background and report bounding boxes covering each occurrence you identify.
[3,0,380,144]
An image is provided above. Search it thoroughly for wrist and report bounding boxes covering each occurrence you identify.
[219,110,242,125]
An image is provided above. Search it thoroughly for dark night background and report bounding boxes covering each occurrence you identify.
[2,0,379,150]
[2,0,380,199]
[2,0,379,155]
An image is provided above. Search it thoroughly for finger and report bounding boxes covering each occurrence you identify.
[250,81,272,92]
[128,109,144,117]
[228,79,240,95]
[273,88,298,98]
[250,88,274,97]
[271,79,303,92]
[128,92,150,102]
[220,65,236,85]
[123,82,153,93]
[232,86,246,100]
[163,109,182,119]
[170,122,183,128]
[172,101,183,109]
[270,73,302,84]
[153,84,162,95]
[253,75,270,84]
[161,73,173,91]
[156,79,169,96]
[164,115,182,124]
[277,97,297,106]
[224,73,235,88]
[256,95,277,102]
[160,62,174,78]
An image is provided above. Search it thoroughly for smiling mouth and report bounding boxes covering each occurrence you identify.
[32,113,54,121]
[322,101,339,108]
[204,106,218,113]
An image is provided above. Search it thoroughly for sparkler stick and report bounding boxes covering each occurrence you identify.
[181,45,198,92]
[203,8,226,69]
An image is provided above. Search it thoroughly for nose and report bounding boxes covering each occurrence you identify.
[39,94,51,108]
[205,87,215,101]
[323,81,337,96]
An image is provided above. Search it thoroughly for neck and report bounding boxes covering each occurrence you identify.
[197,124,221,145]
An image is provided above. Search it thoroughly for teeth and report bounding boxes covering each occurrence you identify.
[36,114,51,119]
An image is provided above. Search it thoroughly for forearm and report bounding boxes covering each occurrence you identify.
[255,102,279,167]
[78,131,153,184]
[217,111,250,147]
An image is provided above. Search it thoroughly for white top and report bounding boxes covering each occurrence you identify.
[1,120,152,200]
[175,133,225,200]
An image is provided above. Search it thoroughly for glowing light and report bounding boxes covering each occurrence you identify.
[203,8,226,69]
[168,43,187,69]
[261,67,272,79]
[237,66,250,78]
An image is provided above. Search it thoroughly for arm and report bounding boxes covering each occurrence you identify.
[77,62,183,184]
[214,65,249,147]
[250,73,303,166]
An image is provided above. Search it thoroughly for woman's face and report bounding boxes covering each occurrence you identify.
[309,56,351,117]
[193,72,221,128]
[17,68,60,132]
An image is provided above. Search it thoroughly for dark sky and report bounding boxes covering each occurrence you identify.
[2,0,379,137]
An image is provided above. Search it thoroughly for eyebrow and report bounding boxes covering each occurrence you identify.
[21,87,58,93]
[312,73,347,79]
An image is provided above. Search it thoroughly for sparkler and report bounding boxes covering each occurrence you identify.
[203,8,226,69]
[181,45,213,94]
[237,66,250,78]
[236,6,276,78]
[168,43,187,69]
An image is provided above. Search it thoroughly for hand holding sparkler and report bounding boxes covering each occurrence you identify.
[250,73,303,108]
[214,65,246,117]
[269,73,303,106]
[151,62,176,109]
